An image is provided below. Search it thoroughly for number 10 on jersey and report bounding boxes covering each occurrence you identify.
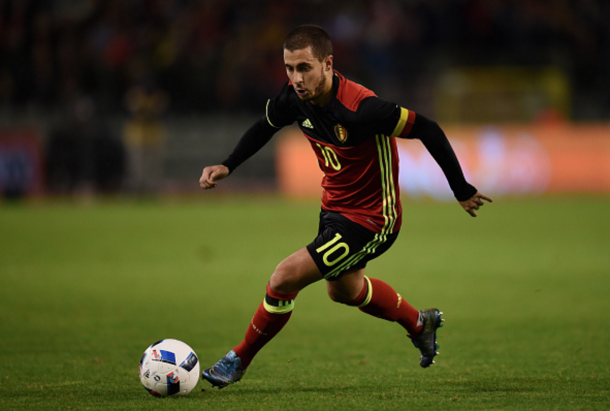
[315,143,342,171]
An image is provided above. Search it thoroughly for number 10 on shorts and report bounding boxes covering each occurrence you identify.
[316,233,350,266]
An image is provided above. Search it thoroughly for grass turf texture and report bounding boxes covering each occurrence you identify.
[0,195,608,410]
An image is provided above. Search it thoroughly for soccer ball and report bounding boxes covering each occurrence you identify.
[139,339,200,397]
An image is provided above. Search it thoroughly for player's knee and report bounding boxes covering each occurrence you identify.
[326,287,353,304]
[269,249,322,294]
[269,260,302,294]
[269,267,290,293]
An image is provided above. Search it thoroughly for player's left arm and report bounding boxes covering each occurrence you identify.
[394,109,493,217]
[358,98,492,216]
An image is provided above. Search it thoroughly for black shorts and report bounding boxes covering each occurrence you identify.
[306,210,399,280]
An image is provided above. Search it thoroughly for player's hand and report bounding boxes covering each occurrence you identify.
[459,192,493,217]
[199,165,229,190]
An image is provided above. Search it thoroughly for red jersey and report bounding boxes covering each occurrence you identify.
[266,71,415,234]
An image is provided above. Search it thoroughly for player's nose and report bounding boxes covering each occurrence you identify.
[293,71,304,84]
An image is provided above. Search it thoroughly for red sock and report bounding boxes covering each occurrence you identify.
[354,277,422,336]
[233,284,298,369]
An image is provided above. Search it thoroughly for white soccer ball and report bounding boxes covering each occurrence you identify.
[139,339,200,397]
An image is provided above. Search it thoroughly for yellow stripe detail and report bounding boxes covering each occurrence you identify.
[383,136,398,233]
[357,276,374,307]
[376,135,398,235]
[263,299,295,314]
[265,100,281,129]
[379,136,390,233]
[377,136,389,233]
[391,107,409,137]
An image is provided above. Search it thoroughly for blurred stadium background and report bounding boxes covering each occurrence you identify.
[1,4,609,408]
[0,0,609,200]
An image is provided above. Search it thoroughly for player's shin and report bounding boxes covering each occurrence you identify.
[347,276,422,336]
[233,284,298,369]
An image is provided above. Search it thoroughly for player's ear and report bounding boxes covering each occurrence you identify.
[324,55,333,71]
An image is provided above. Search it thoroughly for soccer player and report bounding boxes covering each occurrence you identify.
[199,25,492,388]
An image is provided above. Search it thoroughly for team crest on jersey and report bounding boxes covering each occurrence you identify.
[334,124,348,143]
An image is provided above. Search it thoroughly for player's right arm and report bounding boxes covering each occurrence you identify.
[199,164,229,189]
[199,82,296,190]
[198,117,278,190]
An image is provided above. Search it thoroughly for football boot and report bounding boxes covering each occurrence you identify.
[410,308,444,368]
[201,350,246,388]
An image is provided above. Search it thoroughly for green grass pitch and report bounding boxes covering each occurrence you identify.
[1,195,609,410]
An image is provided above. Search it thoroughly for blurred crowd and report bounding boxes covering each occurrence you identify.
[1,0,609,120]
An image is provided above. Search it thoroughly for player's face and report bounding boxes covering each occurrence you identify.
[284,46,333,106]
